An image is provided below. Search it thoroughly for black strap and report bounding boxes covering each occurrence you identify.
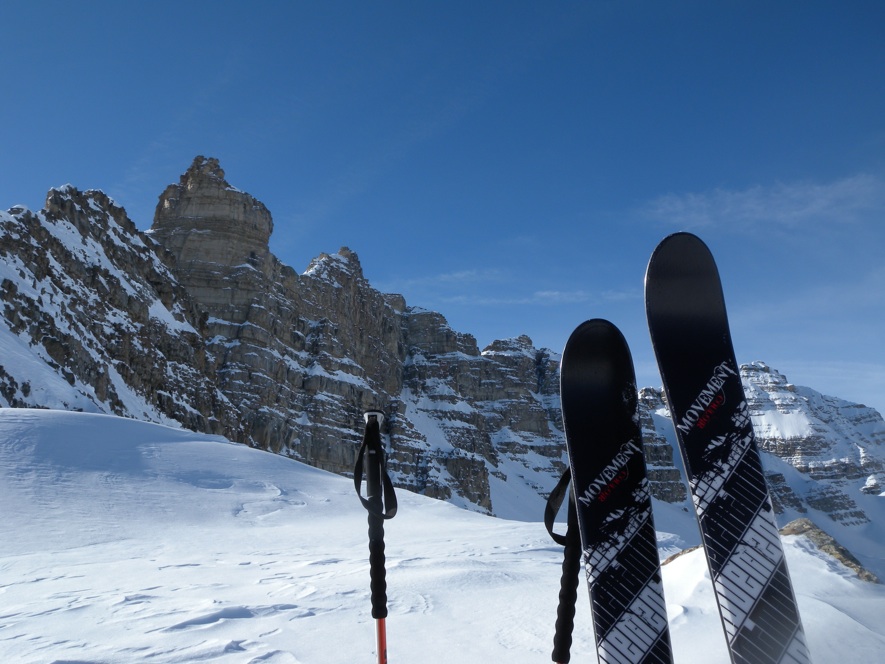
[354,416,398,520]
[545,467,574,545]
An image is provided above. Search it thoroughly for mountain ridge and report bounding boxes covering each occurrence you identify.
[2,158,883,560]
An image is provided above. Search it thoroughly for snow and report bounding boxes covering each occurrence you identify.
[303,252,350,286]
[0,325,101,412]
[149,299,198,335]
[1,408,883,663]
[305,362,371,390]
[42,209,143,299]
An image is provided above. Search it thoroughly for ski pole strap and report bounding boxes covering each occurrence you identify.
[544,467,574,546]
[354,414,398,520]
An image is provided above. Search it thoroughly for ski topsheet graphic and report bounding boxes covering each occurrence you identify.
[560,319,672,664]
[645,233,810,664]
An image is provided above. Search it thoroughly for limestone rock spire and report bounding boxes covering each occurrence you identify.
[149,156,273,271]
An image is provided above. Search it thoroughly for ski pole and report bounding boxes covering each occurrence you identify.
[354,411,398,664]
[545,468,581,664]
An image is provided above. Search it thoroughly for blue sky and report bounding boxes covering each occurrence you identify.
[2,1,884,414]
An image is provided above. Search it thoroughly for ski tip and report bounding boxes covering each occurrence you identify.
[563,319,605,356]
[565,317,617,337]
[644,231,719,291]
[563,318,626,351]
[560,318,636,391]
[363,411,385,426]
[649,231,710,259]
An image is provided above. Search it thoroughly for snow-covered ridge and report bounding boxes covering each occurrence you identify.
[743,361,885,473]
[1,183,236,433]
[303,247,363,284]
[2,162,572,520]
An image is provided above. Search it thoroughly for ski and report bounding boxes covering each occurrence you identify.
[559,319,673,664]
[645,232,810,664]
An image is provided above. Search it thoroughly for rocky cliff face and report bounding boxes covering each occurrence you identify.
[139,157,575,513]
[2,156,883,535]
[0,184,239,436]
[641,362,885,535]
[742,362,885,527]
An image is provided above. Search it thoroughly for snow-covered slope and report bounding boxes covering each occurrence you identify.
[1,408,882,663]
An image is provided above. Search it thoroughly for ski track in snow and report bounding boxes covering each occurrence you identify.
[1,409,883,663]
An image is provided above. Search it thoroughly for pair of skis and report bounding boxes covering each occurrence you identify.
[550,233,810,664]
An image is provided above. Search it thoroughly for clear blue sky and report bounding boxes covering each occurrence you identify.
[2,1,884,414]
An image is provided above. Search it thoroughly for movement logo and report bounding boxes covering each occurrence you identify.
[577,440,641,507]
[676,361,737,435]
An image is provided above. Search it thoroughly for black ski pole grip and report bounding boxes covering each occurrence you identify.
[551,496,580,663]
[364,413,389,620]
[368,514,388,619]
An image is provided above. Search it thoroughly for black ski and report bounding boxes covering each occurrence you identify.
[645,232,810,664]
[559,319,672,664]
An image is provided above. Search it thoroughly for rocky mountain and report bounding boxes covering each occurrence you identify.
[2,157,884,553]
[643,364,885,573]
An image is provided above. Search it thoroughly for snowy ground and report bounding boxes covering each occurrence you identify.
[1,409,883,663]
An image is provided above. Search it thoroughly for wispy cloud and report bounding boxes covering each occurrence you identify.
[440,287,639,307]
[378,265,638,308]
[531,290,593,304]
[734,262,885,330]
[378,268,508,293]
[436,269,507,284]
[440,290,592,307]
[642,174,885,230]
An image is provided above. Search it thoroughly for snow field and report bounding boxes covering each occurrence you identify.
[1,409,883,663]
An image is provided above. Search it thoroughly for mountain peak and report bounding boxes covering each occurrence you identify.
[180,155,229,190]
[303,247,365,283]
[149,157,273,270]
[481,335,537,358]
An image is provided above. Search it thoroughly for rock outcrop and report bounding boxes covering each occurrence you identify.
[151,157,274,274]
[780,518,880,583]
